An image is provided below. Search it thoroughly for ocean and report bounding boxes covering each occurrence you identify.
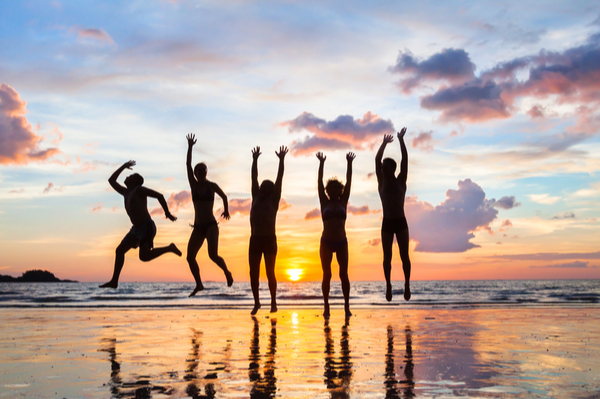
[1,279,599,308]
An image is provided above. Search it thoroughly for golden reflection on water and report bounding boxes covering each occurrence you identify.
[1,309,599,398]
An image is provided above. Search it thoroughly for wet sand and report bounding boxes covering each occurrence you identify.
[0,307,599,398]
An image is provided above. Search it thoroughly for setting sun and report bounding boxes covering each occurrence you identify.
[286,268,304,282]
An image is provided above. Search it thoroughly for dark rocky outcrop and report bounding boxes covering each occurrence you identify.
[0,269,77,283]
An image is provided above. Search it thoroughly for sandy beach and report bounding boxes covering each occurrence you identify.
[0,307,599,398]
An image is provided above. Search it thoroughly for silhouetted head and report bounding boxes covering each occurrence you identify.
[382,158,397,178]
[325,178,344,200]
[124,173,144,188]
[259,180,275,199]
[194,163,207,181]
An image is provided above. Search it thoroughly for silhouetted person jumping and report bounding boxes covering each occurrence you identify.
[186,134,234,297]
[316,151,355,318]
[249,145,288,315]
[375,128,411,302]
[100,160,181,289]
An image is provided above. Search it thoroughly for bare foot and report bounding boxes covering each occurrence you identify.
[386,282,393,302]
[270,302,278,313]
[170,243,182,257]
[99,281,118,289]
[225,271,234,287]
[404,281,411,301]
[323,304,330,318]
[251,303,261,315]
[345,306,352,318]
[189,283,204,297]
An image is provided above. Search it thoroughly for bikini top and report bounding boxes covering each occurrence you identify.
[192,184,214,202]
[322,203,347,220]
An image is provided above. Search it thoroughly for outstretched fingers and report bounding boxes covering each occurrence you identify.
[276,145,289,159]
[186,133,197,146]
[252,146,261,159]
[397,127,407,139]
[316,151,326,162]
[124,160,136,169]
[346,152,356,162]
[383,134,394,144]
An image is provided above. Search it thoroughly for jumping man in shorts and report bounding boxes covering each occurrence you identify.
[375,128,411,302]
[100,160,181,289]
[249,146,288,315]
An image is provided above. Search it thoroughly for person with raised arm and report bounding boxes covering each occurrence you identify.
[185,134,234,297]
[375,128,411,302]
[249,145,288,315]
[316,151,355,318]
[100,160,181,289]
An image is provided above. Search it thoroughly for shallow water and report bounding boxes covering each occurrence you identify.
[1,279,599,309]
[1,308,599,398]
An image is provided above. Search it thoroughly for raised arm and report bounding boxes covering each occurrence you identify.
[108,160,135,195]
[186,134,197,189]
[251,146,261,198]
[375,134,393,181]
[316,152,327,205]
[397,128,408,185]
[342,152,355,204]
[142,187,177,221]
[211,182,230,220]
[274,145,288,200]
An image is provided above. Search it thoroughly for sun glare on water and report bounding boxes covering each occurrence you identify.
[286,268,303,282]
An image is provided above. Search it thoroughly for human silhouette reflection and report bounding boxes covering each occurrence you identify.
[323,318,353,397]
[384,325,415,398]
[184,328,232,398]
[248,316,277,398]
[99,338,122,397]
[99,337,171,398]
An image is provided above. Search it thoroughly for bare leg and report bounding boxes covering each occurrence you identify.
[381,230,394,301]
[249,252,262,315]
[206,225,233,287]
[398,229,411,301]
[337,244,351,317]
[320,242,333,318]
[264,254,278,313]
[100,235,136,288]
[186,228,206,297]
[139,242,181,262]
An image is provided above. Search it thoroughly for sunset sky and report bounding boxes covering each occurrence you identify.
[1,0,599,283]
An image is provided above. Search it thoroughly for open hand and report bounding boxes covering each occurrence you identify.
[383,134,394,144]
[276,145,289,159]
[123,160,136,169]
[186,133,197,146]
[252,146,261,160]
[397,127,407,139]
[346,152,356,162]
[316,152,326,162]
[221,210,231,220]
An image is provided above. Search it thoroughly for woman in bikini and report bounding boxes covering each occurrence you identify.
[316,151,355,317]
[186,133,234,297]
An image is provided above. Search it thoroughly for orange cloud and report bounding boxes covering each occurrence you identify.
[150,190,192,216]
[304,208,320,220]
[0,84,61,165]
